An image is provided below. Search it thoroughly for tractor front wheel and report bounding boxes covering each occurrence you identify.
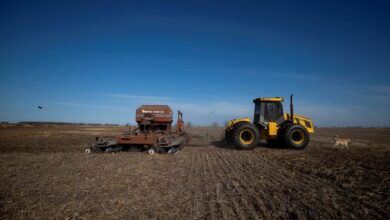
[281,124,310,149]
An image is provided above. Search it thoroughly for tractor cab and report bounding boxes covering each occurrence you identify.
[253,97,285,128]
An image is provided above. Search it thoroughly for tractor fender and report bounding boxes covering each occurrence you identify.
[227,117,251,128]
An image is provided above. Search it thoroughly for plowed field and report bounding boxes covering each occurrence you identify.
[0,125,389,219]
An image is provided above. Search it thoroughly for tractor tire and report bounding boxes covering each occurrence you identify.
[280,123,309,149]
[225,122,245,144]
[232,123,260,150]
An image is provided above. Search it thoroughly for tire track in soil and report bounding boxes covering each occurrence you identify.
[279,150,388,219]
[222,151,277,218]
[260,154,360,217]
[216,149,262,219]
[196,150,210,219]
[213,150,248,220]
[204,149,227,219]
[231,151,324,217]
[229,150,341,217]
[231,149,362,218]
[188,151,204,219]
[202,151,216,219]
[165,153,188,218]
[180,152,198,217]
[252,154,310,217]
[213,149,244,219]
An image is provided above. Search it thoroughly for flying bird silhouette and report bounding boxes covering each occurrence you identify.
[38,106,43,109]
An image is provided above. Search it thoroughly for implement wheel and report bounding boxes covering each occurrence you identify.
[232,123,260,150]
[148,149,155,155]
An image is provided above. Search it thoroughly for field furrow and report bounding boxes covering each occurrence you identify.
[0,126,388,219]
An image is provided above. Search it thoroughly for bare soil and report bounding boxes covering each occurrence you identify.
[0,125,389,219]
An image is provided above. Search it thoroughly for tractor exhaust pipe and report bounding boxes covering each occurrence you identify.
[290,94,294,120]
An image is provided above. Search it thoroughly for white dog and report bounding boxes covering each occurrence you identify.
[333,135,350,150]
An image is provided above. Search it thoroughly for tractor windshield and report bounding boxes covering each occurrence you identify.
[263,102,283,122]
[253,101,284,124]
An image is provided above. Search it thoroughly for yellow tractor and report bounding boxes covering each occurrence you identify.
[225,95,314,150]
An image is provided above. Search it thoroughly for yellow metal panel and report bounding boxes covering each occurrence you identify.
[268,122,277,136]
[253,97,284,102]
[227,117,251,128]
[283,113,315,133]
[294,115,315,133]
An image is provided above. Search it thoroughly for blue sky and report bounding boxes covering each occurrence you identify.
[0,0,389,126]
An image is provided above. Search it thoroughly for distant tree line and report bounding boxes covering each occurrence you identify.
[15,122,120,126]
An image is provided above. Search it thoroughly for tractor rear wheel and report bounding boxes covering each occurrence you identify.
[280,124,309,149]
[232,123,260,150]
[225,122,245,144]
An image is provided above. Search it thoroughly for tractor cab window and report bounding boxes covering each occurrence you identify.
[253,101,284,125]
[263,102,284,122]
[254,102,261,123]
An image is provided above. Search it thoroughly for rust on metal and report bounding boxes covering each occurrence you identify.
[87,105,187,154]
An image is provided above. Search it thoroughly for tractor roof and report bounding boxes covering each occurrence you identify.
[253,97,284,102]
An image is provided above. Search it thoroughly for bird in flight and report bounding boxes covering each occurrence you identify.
[38,106,44,109]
